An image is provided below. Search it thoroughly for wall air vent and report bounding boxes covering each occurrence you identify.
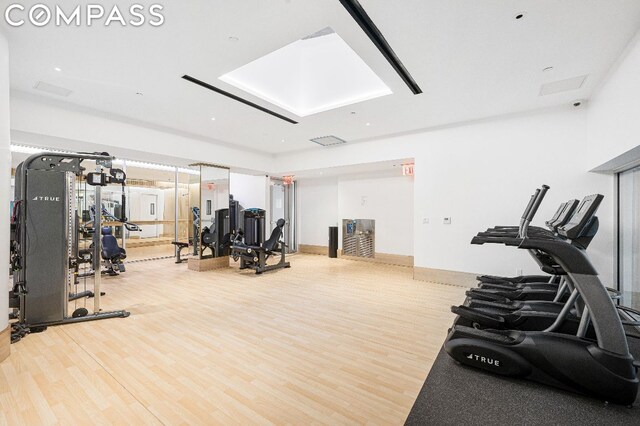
[539,75,588,96]
[33,81,73,97]
[310,136,347,147]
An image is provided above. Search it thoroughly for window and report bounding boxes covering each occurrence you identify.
[206,199,212,216]
[618,166,640,309]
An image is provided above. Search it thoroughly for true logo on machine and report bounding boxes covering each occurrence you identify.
[32,196,60,202]
[466,353,500,367]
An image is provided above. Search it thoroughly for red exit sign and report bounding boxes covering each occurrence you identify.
[402,163,414,176]
[283,175,294,185]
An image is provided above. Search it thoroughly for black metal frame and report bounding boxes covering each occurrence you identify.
[338,0,422,94]
[182,75,298,124]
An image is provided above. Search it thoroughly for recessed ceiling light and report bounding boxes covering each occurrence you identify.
[54,67,62,72]
[543,66,554,72]
[515,12,526,20]
[365,122,371,126]
[281,139,285,142]
[211,117,216,121]
[228,36,239,42]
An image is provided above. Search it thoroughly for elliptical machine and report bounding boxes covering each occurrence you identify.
[444,186,639,405]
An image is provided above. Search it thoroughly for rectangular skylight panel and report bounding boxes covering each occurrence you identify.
[219,28,392,117]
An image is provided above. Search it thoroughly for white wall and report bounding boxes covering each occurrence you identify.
[337,174,413,256]
[10,93,274,172]
[587,32,640,169]
[230,173,267,209]
[297,173,414,256]
[280,107,615,283]
[414,110,612,280]
[296,177,338,247]
[1,32,9,334]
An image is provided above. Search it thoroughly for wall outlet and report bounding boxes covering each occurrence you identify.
[423,218,429,224]
[443,217,452,225]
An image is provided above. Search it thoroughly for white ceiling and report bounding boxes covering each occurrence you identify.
[4,0,640,155]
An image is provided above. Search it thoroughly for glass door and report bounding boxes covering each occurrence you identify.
[619,166,640,309]
[270,179,296,253]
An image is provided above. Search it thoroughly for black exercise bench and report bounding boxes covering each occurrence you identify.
[172,241,190,264]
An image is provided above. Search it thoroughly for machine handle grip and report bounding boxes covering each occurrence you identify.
[521,191,539,220]
[526,185,550,222]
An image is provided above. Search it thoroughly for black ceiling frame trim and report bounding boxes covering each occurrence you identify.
[338,0,422,95]
[181,75,298,124]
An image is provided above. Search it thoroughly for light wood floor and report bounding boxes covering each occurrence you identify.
[1,254,466,425]
[125,243,177,261]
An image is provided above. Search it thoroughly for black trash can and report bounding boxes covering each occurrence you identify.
[328,226,338,258]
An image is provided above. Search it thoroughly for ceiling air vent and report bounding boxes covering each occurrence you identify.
[539,75,588,96]
[33,81,73,97]
[310,136,347,147]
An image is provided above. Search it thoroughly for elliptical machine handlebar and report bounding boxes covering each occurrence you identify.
[520,185,550,238]
[526,185,550,222]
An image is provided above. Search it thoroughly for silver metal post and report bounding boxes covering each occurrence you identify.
[544,289,580,332]
[291,181,297,252]
[93,166,102,313]
[121,159,127,250]
[553,277,567,302]
[174,167,179,257]
[577,306,591,337]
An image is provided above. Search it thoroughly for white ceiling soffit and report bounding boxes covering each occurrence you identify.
[281,158,414,179]
[4,1,640,154]
[33,81,73,97]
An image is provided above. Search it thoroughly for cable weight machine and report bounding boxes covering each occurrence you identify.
[9,152,130,341]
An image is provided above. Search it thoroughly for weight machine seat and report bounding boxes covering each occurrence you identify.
[171,241,189,249]
[101,227,126,261]
[235,219,285,253]
[263,218,285,252]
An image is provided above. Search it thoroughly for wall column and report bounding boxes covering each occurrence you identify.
[0,31,11,361]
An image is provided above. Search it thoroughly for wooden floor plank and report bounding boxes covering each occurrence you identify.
[2,254,466,424]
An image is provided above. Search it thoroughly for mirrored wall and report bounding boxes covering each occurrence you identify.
[10,147,206,262]
[193,164,230,259]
